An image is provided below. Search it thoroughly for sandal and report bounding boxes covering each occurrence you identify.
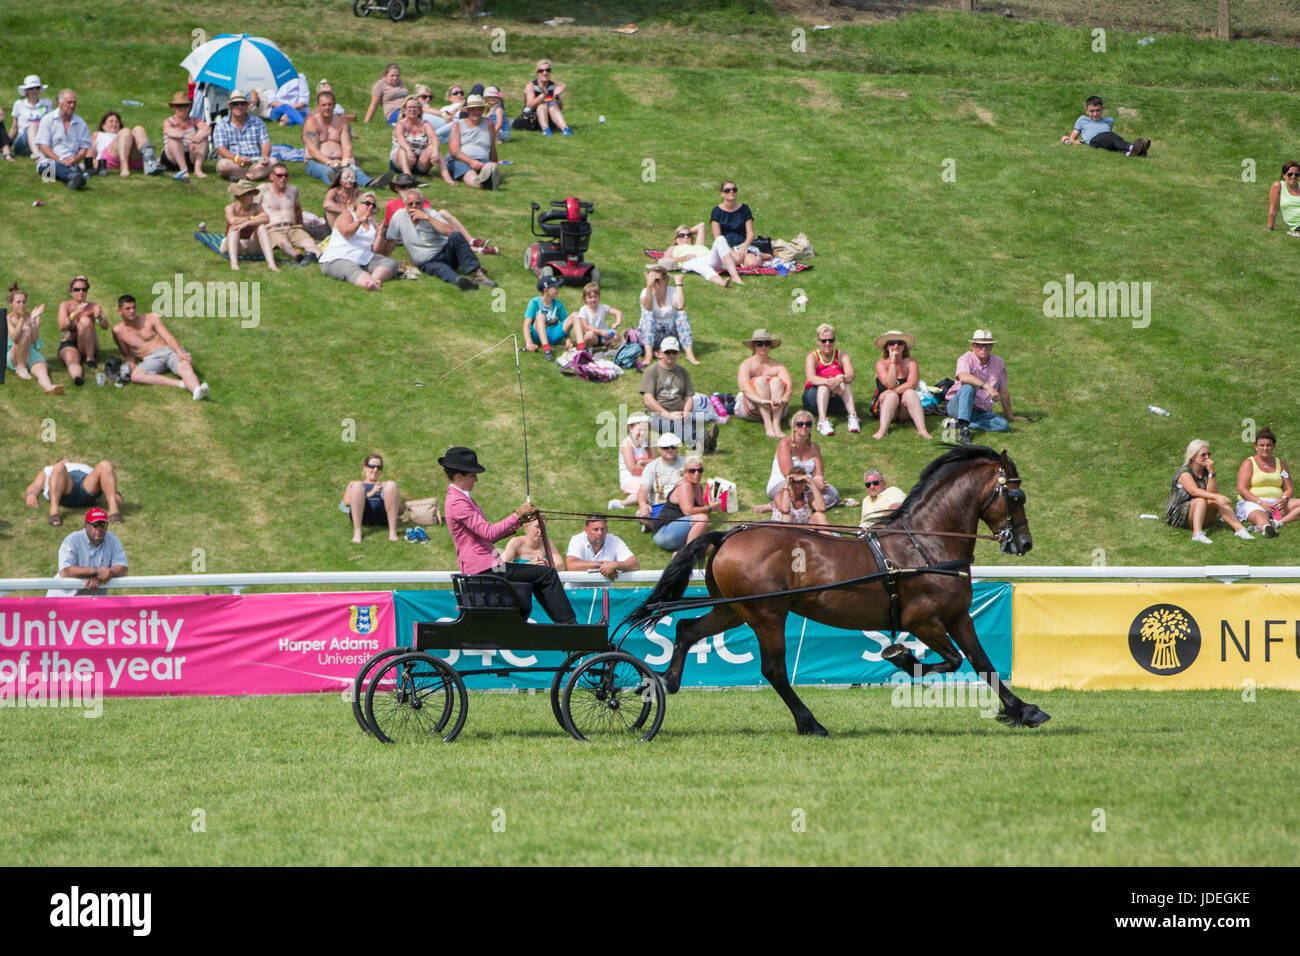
[48,514,63,526]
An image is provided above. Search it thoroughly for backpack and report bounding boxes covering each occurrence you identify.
[614,341,642,369]
[560,349,622,382]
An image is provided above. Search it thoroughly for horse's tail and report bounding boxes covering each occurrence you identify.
[620,528,735,633]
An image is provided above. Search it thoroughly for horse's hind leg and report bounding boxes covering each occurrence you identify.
[660,605,743,693]
[754,622,828,737]
[947,612,1050,728]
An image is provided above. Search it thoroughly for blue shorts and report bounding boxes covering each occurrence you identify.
[529,322,568,347]
[61,471,99,508]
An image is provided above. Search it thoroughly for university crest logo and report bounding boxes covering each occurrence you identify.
[349,605,380,635]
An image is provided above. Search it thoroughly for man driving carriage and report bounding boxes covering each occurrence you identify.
[440,446,577,623]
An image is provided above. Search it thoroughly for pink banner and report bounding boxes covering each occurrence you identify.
[0,592,394,697]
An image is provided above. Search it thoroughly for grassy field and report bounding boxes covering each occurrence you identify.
[2,2,1300,582]
[2,687,1296,865]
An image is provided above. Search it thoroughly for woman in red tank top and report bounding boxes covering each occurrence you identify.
[802,323,859,436]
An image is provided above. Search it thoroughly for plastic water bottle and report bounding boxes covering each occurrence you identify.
[1148,405,1171,416]
[95,372,106,387]
[598,115,606,124]
[122,99,143,107]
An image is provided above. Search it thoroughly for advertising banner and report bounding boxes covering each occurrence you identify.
[392,583,1012,689]
[1014,583,1300,690]
[0,592,395,698]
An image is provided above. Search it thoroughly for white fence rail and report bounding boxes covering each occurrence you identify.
[5,565,1300,595]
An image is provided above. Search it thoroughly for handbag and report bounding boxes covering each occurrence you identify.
[401,497,443,526]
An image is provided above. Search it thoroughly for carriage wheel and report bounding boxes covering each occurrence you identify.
[548,653,585,732]
[387,0,408,21]
[365,652,467,743]
[350,646,407,734]
[561,651,664,742]
[352,0,367,16]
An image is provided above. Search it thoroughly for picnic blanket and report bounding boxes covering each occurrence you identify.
[644,249,811,275]
[194,232,291,262]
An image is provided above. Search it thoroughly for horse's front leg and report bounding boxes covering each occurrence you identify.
[881,620,963,676]
[946,612,1050,728]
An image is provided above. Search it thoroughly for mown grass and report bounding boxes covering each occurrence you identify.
[1,688,1296,865]
[2,2,1299,585]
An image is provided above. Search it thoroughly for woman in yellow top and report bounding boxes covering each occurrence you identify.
[1235,428,1298,536]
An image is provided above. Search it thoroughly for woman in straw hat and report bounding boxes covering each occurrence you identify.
[221,178,279,272]
[870,330,931,440]
[735,329,792,438]
[161,91,209,181]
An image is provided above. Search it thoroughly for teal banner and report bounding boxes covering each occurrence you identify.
[391,583,1012,689]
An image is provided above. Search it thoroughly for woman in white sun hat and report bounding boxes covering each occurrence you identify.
[870,329,932,440]
[10,74,54,158]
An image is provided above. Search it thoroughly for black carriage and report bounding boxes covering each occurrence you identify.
[351,0,431,23]
[351,574,665,743]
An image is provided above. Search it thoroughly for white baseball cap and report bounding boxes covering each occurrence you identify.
[659,336,681,353]
[657,433,682,448]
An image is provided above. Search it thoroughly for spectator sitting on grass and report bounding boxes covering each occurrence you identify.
[501,519,565,566]
[942,328,1028,445]
[636,432,684,532]
[364,62,409,125]
[735,328,791,439]
[258,164,322,267]
[221,178,279,272]
[385,189,494,290]
[34,88,92,190]
[576,281,622,350]
[111,294,209,400]
[859,469,906,528]
[483,85,510,142]
[447,95,500,189]
[213,90,272,181]
[523,275,577,360]
[1167,439,1252,544]
[1265,160,1300,237]
[318,192,399,291]
[161,91,209,181]
[25,458,123,526]
[56,275,108,386]
[1064,95,1149,157]
[611,413,651,510]
[5,282,64,395]
[91,110,163,177]
[759,411,839,515]
[303,88,374,187]
[641,336,718,454]
[9,74,54,159]
[520,59,570,136]
[342,453,401,543]
[639,266,698,366]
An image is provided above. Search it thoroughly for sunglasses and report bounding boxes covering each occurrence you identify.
[663,349,680,355]
[865,479,882,487]
[88,521,108,528]
[271,172,288,178]
[685,467,704,474]
[450,89,464,95]
[1288,172,1300,178]
[676,232,691,239]
[366,462,383,469]
[794,420,813,427]
[537,69,551,74]
[721,186,737,193]
[71,286,89,292]
[358,200,376,207]
[752,340,772,347]
[885,340,904,348]
[819,337,835,343]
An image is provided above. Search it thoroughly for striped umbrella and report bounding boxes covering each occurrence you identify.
[180,34,296,92]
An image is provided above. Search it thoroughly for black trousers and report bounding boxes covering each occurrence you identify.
[500,562,576,623]
[1088,131,1133,153]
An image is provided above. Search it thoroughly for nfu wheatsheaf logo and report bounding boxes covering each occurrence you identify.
[1129,604,1201,675]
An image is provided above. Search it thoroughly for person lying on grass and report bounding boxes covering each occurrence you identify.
[111,294,209,400]
[1063,95,1150,157]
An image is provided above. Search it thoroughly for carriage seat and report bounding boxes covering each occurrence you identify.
[452,573,533,620]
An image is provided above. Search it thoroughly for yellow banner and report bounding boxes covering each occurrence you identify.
[1013,583,1300,690]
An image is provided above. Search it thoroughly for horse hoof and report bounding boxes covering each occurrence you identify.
[1021,705,1051,728]
[799,723,830,737]
[881,644,916,670]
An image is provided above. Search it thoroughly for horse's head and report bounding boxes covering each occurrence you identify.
[980,450,1032,555]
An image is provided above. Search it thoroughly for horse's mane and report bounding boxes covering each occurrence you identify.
[873,444,1001,528]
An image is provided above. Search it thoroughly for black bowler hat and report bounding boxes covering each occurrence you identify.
[438,446,486,474]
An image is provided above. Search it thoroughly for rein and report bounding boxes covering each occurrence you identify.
[535,508,1006,542]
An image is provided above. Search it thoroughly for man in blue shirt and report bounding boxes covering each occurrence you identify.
[57,508,128,592]
[1065,96,1149,157]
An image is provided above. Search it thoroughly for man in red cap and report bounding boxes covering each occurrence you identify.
[57,507,127,592]
[440,446,576,622]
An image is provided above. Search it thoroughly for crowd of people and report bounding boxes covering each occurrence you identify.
[8,63,1292,582]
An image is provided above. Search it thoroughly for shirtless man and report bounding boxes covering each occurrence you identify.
[56,275,109,386]
[258,164,321,266]
[111,294,210,400]
[302,89,374,187]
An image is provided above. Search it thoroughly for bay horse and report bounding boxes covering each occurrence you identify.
[622,445,1049,735]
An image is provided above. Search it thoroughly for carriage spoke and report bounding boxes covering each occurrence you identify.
[562,653,664,742]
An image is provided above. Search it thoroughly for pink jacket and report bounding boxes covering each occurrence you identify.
[444,485,520,574]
